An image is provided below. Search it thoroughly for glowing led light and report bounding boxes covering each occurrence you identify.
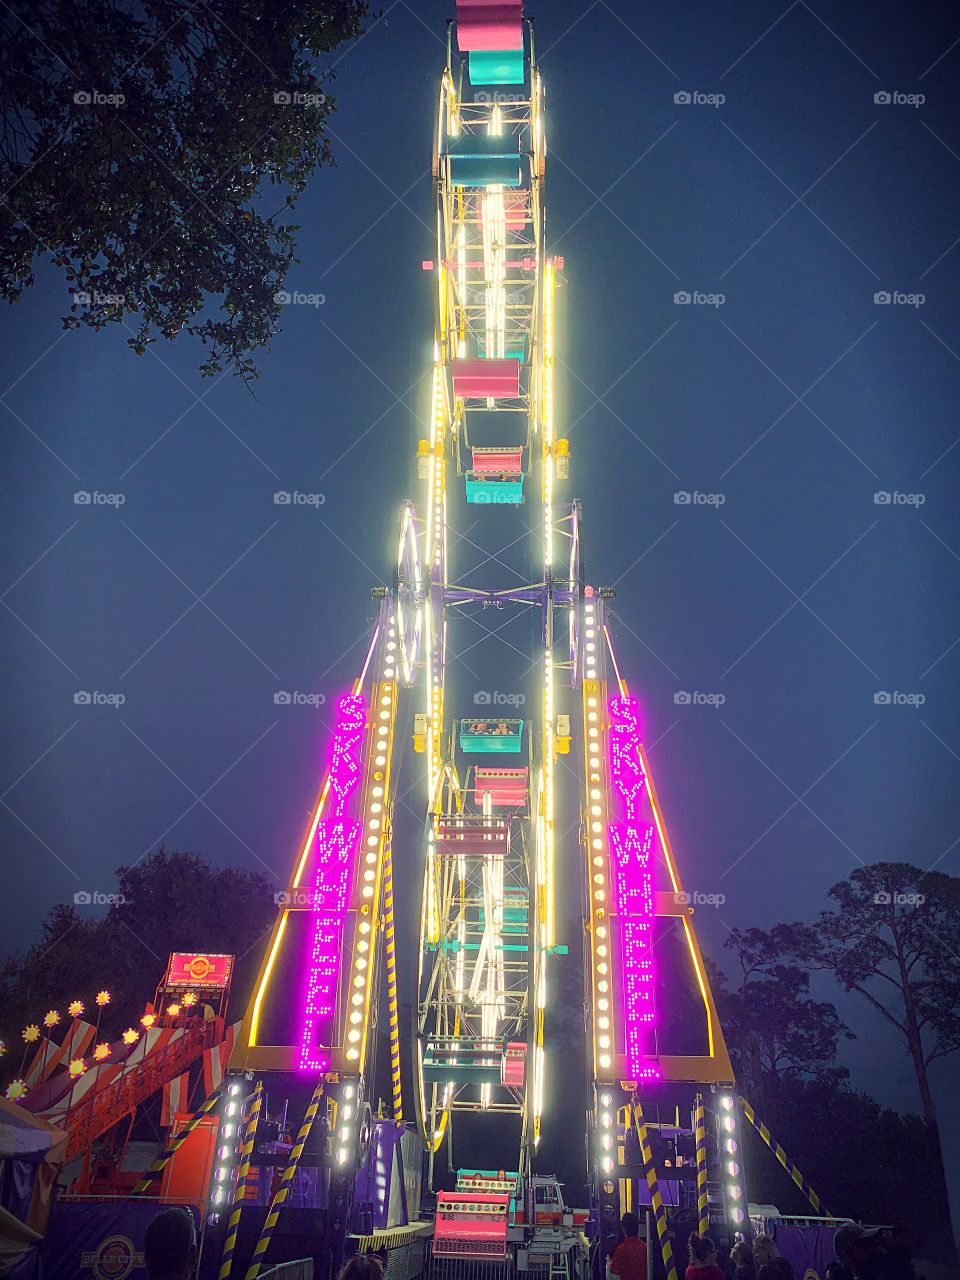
[720,1095,733,1109]
[298,692,366,1072]
[608,695,660,1081]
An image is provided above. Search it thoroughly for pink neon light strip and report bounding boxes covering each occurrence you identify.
[607,695,660,1081]
[298,692,367,1071]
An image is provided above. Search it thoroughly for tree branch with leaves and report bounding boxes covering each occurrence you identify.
[0,0,367,380]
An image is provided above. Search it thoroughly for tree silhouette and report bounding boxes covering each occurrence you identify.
[0,848,276,1064]
[734,863,960,1260]
[719,930,853,1106]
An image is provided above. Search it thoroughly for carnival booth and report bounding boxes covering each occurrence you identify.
[0,1095,67,1278]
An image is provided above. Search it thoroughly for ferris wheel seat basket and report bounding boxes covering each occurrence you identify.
[477,339,526,361]
[451,356,521,399]
[423,1038,505,1084]
[465,474,524,504]
[450,156,523,187]
[501,1041,527,1086]
[471,446,524,473]
[474,765,528,805]
[459,718,524,752]
[445,135,523,187]
[435,815,511,855]
[433,1191,511,1258]
[456,1,523,53]
[477,890,527,933]
[457,1170,521,1194]
[477,190,529,234]
[468,49,525,84]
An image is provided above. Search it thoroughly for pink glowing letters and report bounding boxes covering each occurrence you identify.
[298,692,367,1071]
[607,695,660,1081]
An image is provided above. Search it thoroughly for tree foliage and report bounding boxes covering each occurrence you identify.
[765,862,960,1128]
[0,848,277,1058]
[0,0,367,379]
[727,863,960,1261]
[719,930,853,1104]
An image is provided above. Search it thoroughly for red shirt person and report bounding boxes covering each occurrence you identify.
[686,1233,726,1280]
[610,1213,648,1280]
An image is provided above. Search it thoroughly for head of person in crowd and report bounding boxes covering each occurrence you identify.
[689,1234,718,1268]
[732,1243,756,1275]
[753,1236,780,1268]
[338,1256,385,1280]
[144,1208,197,1280]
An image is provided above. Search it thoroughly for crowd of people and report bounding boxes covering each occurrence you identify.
[603,1214,918,1280]
[140,1203,919,1280]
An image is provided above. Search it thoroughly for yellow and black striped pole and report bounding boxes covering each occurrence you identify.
[383,835,403,1122]
[243,1080,326,1280]
[218,1080,264,1280]
[694,1094,709,1235]
[131,1082,224,1194]
[632,1099,679,1280]
[739,1097,835,1219]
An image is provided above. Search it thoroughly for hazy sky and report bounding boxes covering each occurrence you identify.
[2,0,959,1213]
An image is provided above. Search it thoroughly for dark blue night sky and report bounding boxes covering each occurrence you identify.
[2,0,959,1212]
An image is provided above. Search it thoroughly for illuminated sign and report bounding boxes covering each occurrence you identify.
[165,953,234,990]
[607,695,660,1081]
[298,692,366,1071]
